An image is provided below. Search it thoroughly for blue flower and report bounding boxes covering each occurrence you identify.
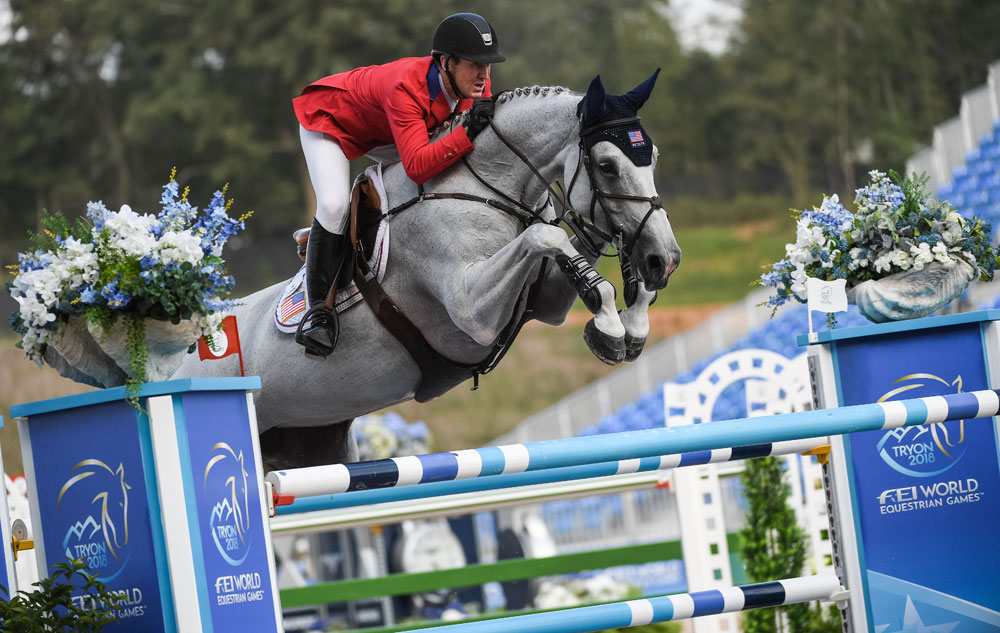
[17,252,43,272]
[101,280,131,309]
[79,286,100,304]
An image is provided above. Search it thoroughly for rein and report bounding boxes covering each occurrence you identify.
[486,116,665,263]
[356,102,667,396]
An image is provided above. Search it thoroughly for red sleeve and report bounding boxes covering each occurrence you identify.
[386,85,475,184]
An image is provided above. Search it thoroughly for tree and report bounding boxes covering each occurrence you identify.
[738,456,809,633]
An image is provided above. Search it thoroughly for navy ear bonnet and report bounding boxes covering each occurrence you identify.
[577,69,660,167]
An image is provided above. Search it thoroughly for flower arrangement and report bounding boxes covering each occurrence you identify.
[534,574,632,609]
[353,412,431,460]
[758,170,1000,320]
[8,170,250,393]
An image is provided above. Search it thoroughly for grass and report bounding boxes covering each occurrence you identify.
[663,219,789,305]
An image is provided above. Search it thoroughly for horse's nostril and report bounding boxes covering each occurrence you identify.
[646,254,664,276]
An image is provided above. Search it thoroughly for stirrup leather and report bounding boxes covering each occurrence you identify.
[556,254,610,314]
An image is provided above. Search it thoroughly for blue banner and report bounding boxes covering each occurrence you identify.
[835,323,1000,632]
[0,430,13,599]
[181,391,279,631]
[26,401,166,629]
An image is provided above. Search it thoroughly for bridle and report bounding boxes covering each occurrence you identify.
[463,112,665,306]
[475,116,664,260]
[357,101,668,390]
[382,101,668,305]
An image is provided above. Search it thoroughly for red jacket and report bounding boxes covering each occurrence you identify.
[294,56,490,184]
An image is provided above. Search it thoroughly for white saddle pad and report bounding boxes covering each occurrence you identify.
[274,165,390,334]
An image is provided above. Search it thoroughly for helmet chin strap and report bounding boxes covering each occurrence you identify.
[440,55,469,101]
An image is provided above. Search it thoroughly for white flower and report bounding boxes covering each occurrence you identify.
[197,311,224,337]
[157,230,204,265]
[795,218,813,245]
[932,242,953,264]
[534,582,580,609]
[847,247,869,272]
[909,243,934,271]
[789,266,808,300]
[889,249,912,270]
[873,254,893,274]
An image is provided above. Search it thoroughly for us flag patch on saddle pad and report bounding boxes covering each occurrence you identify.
[279,291,306,322]
[273,216,390,334]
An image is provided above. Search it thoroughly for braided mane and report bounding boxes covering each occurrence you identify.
[495,85,571,104]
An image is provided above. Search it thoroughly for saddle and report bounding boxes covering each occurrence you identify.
[293,174,384,264]
[280,165,489,402]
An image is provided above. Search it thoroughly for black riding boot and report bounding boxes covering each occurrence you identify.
[296,219,351,360]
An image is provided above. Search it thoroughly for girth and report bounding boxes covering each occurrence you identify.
[351,250,479,402]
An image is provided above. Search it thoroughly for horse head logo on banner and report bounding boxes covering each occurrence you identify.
[204,442,253,565]
[57,459,132,581]
[876,373,969,477]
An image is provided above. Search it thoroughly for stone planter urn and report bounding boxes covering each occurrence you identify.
[43,315,203,388]
[847,259,975,323]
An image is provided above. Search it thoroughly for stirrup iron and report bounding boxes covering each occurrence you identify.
[296,304,339,360]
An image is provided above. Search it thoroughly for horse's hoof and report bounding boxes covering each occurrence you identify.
[584,319,626,365]
[624,334,646,362]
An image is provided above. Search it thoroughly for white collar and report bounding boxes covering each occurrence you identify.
[438,71,458,112]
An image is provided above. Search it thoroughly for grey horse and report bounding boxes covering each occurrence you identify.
[173,73,681,471]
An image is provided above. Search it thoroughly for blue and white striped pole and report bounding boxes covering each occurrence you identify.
[275,439,821,515]
[398,575,841,633]
[267,389,1000,500]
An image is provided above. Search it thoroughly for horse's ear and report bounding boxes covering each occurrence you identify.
[623,68,661,110]
[579,75,607,122]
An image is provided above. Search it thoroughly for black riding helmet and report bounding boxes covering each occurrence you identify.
[431,13,505,63]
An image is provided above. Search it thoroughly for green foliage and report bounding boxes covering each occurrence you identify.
[26,212,93,254]
[0,558,120,632]
[124,313,147,408]
[738,457,807,633]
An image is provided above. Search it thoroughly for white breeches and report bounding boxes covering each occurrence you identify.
[299,124,352,234]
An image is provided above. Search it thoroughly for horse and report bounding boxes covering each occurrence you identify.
[173,72,682,472]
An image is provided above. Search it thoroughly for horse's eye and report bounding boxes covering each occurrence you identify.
[598,161,617,176]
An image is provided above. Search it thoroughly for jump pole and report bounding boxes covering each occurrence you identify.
[395,575,842,633]
[267,388,1000,501]
[273,438,823,515]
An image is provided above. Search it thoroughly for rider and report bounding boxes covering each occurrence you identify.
[293,12,505,359]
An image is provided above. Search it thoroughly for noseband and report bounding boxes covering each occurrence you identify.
[477,114,665,305]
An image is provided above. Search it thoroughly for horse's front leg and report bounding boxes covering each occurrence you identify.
[444,224,626,364]
[619,285,657,362]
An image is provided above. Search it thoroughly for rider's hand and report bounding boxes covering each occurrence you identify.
[464,98,495,140]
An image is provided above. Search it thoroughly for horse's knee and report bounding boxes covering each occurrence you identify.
[523,224,569,253]
[447,301,504,346]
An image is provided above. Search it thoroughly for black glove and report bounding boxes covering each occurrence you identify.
[464,98,495,140]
